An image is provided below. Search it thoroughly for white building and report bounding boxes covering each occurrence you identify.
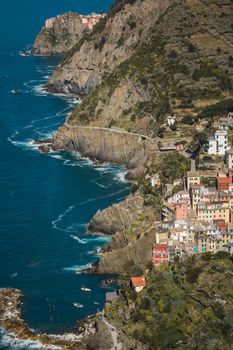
[167,115,176,126]
[151,174,161,187]
[207,130,229,156]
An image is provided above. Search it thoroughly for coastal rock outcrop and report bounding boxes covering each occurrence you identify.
[46,0,172,95]
[32,13,105,55]
[0,288,86,349]
[52,124,157,173]
[89,196,158,274]
[95,228,157,274]
[88,193,144,235]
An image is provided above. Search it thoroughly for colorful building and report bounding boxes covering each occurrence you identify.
[217,177,229,191]
[175,203,189,221]
[152,244,170,267]
[197,202,230,224]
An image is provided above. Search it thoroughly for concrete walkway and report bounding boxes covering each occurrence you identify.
[102,315,123,350]
[64,122,154,144]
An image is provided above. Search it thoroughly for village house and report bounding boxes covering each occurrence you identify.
[130,276,146,293]
[223,242,233,254]
[187,171,202,189]
[217,177,230,191]
[167,115,176,126]
[197,202,230,224]
[162,203,175,222]
[226,148,233,184]
[151,173,161,188]
[190,185,218,210]
[197,235,223,254]
[175,202,189,221]
[152,243,170,267]
[175,140,187,152]
[168,190,190,206]
[206,130,229,156]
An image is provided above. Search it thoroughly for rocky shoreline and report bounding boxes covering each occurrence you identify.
[0,288,91,349]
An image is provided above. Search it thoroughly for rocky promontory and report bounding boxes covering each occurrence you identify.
[0,288,87,349]
[88,193,144,235]
[46,0,172,95]
[32,13,105,55]
[50,124,158,178]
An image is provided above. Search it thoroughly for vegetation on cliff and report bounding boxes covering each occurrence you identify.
[104,253,233,350]
[67,0,233,135]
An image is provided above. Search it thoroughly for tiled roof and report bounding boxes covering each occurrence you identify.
[130,276,146,288]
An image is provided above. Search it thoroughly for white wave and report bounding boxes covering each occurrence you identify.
[52,205,75,232]
[32,84,49,97]
[114,171,127,183]
[10,272,18,278]
[70,235,87,244]
[84,236,111,243]
[62,263,92,273]
[49,154,64,160]
[52,188,129,233]
[0,328,62,350]
[8,138,39,151]
[91,179,109,189]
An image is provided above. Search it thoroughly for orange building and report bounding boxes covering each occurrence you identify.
[217,177,229,191]
[175,202,189,221]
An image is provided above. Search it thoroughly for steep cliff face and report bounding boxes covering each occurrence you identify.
[95,230,157,274]
[52,124,157,172]
[32,13,89,55]
[88,193,144,235]
[64,0,233,135]
[89,195,157,274]
[46,0,172,95]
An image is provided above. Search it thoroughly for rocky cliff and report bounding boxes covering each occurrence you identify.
[0,289,86,349]
[47,0,233,135]
[32,13,104,55]
[89,193,158,274]
[51,124,158,177]
[46,0,172,95]
[88,193,144,235]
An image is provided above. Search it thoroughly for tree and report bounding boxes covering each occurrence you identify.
[193,132,208,145]
[182,115,195,125]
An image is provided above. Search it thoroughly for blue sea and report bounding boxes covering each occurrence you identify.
[0,0,130,348]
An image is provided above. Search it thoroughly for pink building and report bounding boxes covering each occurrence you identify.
[152,244,170,267]
[175,203,189,221]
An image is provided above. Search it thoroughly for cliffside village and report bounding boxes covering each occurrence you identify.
[112,113,233,295]
[152,113,233,268]
[45,13,106,31]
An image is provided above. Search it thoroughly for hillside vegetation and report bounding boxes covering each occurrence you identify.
[65,0,233,135]
[104,253,233,350]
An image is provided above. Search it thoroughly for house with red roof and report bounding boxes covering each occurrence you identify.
[130,276,146,293]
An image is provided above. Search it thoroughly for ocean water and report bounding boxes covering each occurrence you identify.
[0,0,130,347]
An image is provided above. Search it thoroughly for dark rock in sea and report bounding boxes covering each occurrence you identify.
[33,138,53,145]
[38,145,51,154]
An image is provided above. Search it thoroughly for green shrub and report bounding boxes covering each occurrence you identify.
[198,99,233,118]
[182,115,195,125]
[186,266,202,283]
